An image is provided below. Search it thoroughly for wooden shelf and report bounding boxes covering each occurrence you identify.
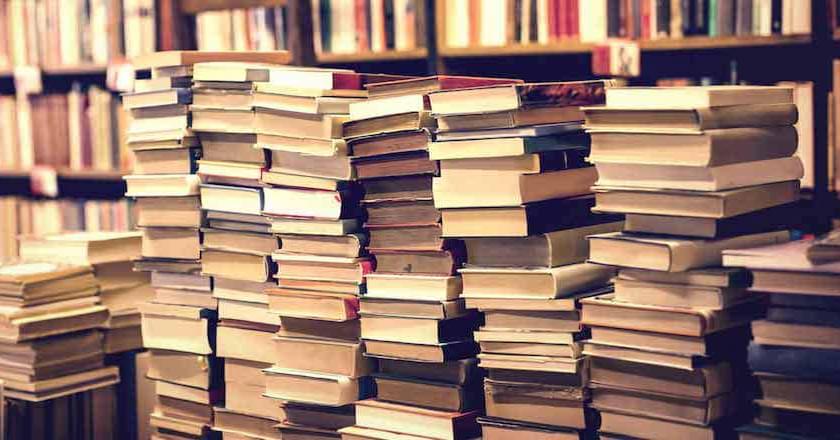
[179,0,287,14]
[0,168,127,199]
[41,64,108,76]
[316,48,429,64]
[439,35,812,58]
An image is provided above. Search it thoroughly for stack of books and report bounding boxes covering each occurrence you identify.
[189,60,290,439]
[722,238,840,439]
[339,75,530,440]
[423,80,620,439]
[0,260,114,402]
[124,51,290,440]
[18,231,152,353]
[257,68,405,439]
[580,85,801,439]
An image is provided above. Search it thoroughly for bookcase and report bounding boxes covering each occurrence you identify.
[1,0,839,258]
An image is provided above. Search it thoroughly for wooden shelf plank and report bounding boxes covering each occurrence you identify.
[179,0,287,14]
[439,35,812,58]
[41,64,109,75]
[316,48,429,64]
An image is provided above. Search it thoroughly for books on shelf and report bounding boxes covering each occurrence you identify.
[195,5,288,52]
[312,0,427,56]
[442,0,812,49]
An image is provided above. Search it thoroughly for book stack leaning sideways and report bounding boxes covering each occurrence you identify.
[189,60,297,440]
[339,75,530,440]
[722,238,840,439]
[424,79,622,439]
[256,67,406,439]
[123,50,291,440]
[580,85,801,439]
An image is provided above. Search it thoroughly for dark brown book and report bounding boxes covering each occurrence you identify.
[374,375,482,412]
[348,130,430,158]
[283,403,355,431]
[373,250,463,275]
[478,418,583,440]
[483,310,580,332]
[487,369,583,387]
[363,340,479,362]
[367,224,445,251]
[361,312,481,345]
[377,358,480,385]
[428,80,610,115]
[361,175,433,202]
[277,316,361,342]
[365,75,523,99]
[590,385,738,425]
[364,200,441,227]
[360,298,466,320]
[484,379,590,429]
[589,357,734,399]
[132,258,201,273]
[353,151,438,180]
[598,411,724,440]
[342,112,434,139]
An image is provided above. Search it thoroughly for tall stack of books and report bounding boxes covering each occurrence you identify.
[18,232,151,354]
[123,51,290,440]
[189,60,290,440]
[421,80,620,439]
[257,68,405,439]
[0,260,114,403]
[580,85,802,439]
[721,238,840,440]
[337,75,532,440]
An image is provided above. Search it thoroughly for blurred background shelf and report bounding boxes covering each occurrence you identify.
[179,0,287,13]
[317,48,429,64]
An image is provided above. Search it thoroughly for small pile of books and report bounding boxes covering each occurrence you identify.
[580,85,800,439]
[341,75,531,439]
[190,60,289,439]
[18,232,151,353]
[722,238,840,439]
[258,68,406,438]
[124,50,290,440]
[0,259,114,402]
[423,79,619,439]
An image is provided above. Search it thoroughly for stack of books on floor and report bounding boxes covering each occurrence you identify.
[18,231,152,354]
[124,51,290,440]
[580,85,801,439]
[0,259,114,403]
[722,238,840,440]
[190,60,290,440]
[257,68,406,439]
[424,79,620,439]
[340,75,531,440]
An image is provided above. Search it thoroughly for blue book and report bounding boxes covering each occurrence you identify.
[748,343,840,382]
[769,293,840,312]
[766,306,840,327]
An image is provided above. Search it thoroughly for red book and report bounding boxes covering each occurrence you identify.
[557,0,568,38]
[548,0,559,40]
[355,0,370,52]
[365,75,523,97]
[569,0,580,38]
[640,0,651,39]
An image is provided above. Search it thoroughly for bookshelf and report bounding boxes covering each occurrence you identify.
[316,48,429,64]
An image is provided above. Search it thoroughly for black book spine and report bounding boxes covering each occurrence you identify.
[771,0,782,33]
[320,0,331,53]
[383,0,395,49]
[656,0,671,36]
[682,0,695,34]
[608,0,623,37]
[695,0,709,34]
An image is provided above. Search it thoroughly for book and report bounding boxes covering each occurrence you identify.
[147,349,220,390]
[433,166,597,208]
[750,271,840,296]
[442,196,620,238]
[428,80,610,116]
[272,254,373,284]
[482,309,581,332]
[436,107,589,132]
[433,122,583,142]
[478,418,583,440]
[603,85,793,109]
[271,336,373,377]
[483,378,588,428]
[136,197,202,228]
[590,385,737,425]
[361,313,480,345]
[581,295,763,337]
[613,278,749,310]
[754,372,840,415]
[270,217,360,236]
[367,224,445,251]
[583,103,798,132]
[617,267,750,288]
[752,319,840,350]
[588,230,790,272]
[807,230,840,264]
[724,240,840,274]
[199,184,263,216]
[373,375,482,412]
[372,250,462,275]
[140,303,215,355]
[748,343,840,381]
[255,109,346,139]
[202,229,277,255]
[439,150,589,176]
[348,130,430,158]
[124,174,201,197]
[590,357,733,399]
[216,321,277,364]
[353,400,480,440]
[364,274,462,301]
[588,126,798,167]
[429,133,589,160]
[353,151,439,180]
[463,222,623,267]
[598,411,724,440]
[364,200,441,227]
[131,50,292,69]
[277,234,365,258]
[361,175,433,202]
[269,148,353,180]
[278,316,362,343]
[342,112,434,139]
[360,298,466,320]
[459,263,616,299]
[141,228,200,261]
[267,289,359,321]
[594,181,801,219]
[363,340,478,363]
[623,202,800,239]
[134,147,201,175]
[378,358,478,385]
[263,368,372,406]
[201,249,271,283]
[263,187,358,220]
[283,403,355,431]
[365,76,523,99]
[594,156,803,191]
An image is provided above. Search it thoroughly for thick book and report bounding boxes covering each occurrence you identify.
[723,240,840,274]
[483,378,589,428]
[353,151,438,180]
[123,174,200,197]
[442,196,622,238]
[273,254,373,284]
[140,303,216,355]
[263,368,373,407]
[373,375,482,412]
[752,319,840,350]
[348,129,430,158]
[433,123,583,142]
[623,202,800,239]
[598,411,727,440]
[367,224,445,252]
[271,336,373,378]
[588,126,798,167]
[807,230,840,265]
[141,228,201,261]
[436,107,589,132]
[360,298,466,320]
[363,340,478,363]
[614,278,749,310]
[581,295,764,337]
[769,292,840,310]
[257,71,408,93]
[132,50,292,69]
[361,312,480,345]
[590,357,733,399]
[439,150,589,176]
[342,112,434,139]
[269,148,353,180]
[136,196,202,228]
[373,250,462,275]
[353,400,480,440]
[255,109,346,140]
[16,231,141,265]
[263,187,359,220]
[146,349,221,390]
[583,103,799,132]
[590,385,738,425]
[199,184,263,216]
[201,249,271,283]
[594,156,803,191]
[364,200,441,227]
[134,146,201,175]
[277,234,365,258]
[429,133,589,161]
[433,167,597,208]
[364,274,462,302]
[603,85,793,109]
[617,267,751,288]
[748,343,840,381]
[588,230,790,272]
[459,263,615,299]
[277,316,361,343]
[428,80,610,116]
[464,221,623,267]
[365,75,523,99]
[377,358,479,385]
[361,175,433,202]
[594,181,801,219]
[754,372,840,415]
[478,418,584,440]
[267,289,359,321]
[202,229,278,255]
